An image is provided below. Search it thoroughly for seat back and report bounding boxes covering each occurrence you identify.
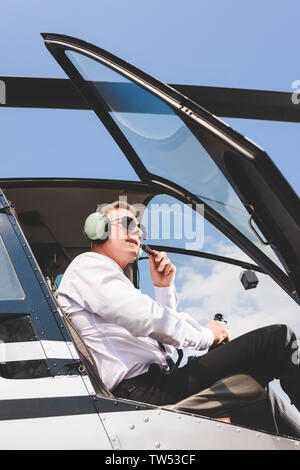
[56,298,114,397]
[51,262,136,398]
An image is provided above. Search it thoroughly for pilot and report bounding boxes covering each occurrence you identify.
[57,200,300,436]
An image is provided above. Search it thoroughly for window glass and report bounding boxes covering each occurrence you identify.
[0,315,51,379]
[65,50,283,271]
[0,235,24,300]
[224,118,300,196]
[138,252,300,346]
[143,193,242,256]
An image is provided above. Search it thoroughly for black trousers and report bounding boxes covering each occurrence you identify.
[113,324,300,436]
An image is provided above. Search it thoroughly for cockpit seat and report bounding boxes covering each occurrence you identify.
[54,274,63,290]
[60,302,299,437]
[55,269,284,436]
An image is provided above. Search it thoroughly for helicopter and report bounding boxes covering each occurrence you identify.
[0,32,299,450]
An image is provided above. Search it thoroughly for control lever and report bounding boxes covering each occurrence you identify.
[208,313,228,352]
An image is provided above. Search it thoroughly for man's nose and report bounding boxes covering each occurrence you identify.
[134,225,142,239]
[130,223,142,240]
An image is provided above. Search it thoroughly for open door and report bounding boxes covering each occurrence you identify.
[42,33,300,303]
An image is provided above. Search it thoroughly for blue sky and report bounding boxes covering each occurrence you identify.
[1,0,300,401]
[1,0,300,189]
[1,1,299,293]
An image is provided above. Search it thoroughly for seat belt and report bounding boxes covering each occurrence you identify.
[158,342,183,372]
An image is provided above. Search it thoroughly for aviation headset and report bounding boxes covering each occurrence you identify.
[83,210,143,261]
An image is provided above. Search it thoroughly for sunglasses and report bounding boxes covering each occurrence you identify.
[110,216,147,239]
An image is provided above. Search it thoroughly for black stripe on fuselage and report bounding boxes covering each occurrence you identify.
[0,395,95,420]
[0,395,153,420]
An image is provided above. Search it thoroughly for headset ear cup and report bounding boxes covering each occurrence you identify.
[84,212,110,243]
[129,246,142,264]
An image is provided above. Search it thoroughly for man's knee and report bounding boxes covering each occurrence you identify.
[262,324,292,339]
[263,324,298,358]
[272,324,296,342]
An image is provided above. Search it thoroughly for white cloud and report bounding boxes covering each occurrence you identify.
[169,241,300,406]
[176,242,300,340]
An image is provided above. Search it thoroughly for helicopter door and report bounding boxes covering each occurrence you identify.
[42,33,300,304]
[0,191,112,449]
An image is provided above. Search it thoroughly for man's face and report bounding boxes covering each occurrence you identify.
[99,208,142,267]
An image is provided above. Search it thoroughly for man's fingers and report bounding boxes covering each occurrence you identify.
[158,258,169,272]
[164,265,171,276]
[150,251,169,267]
[205,320,230,344]
[154,252,167,264]
[225,329,231,342]
[158,257,174,274]
[163,264,172,276]
[152,252,167,270]
[162,264,176,278]
[149,250,175,278]
[221,325,230,342]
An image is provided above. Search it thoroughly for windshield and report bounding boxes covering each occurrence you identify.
[65,49,283,270]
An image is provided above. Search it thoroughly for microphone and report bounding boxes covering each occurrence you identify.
[141,243,155,257]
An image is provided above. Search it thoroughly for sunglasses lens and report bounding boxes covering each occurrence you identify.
[121,217,147,239]
[121,217,135,231]
[139,223,147,239]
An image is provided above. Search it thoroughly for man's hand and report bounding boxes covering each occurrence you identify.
[205,320,231,345]
[149,250,176,287]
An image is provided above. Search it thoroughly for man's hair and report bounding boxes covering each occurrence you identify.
[99,200,137,218]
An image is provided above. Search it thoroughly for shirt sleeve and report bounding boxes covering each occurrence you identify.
[154,285,178,311]
[58,255,214,351]
[153,286,214,350]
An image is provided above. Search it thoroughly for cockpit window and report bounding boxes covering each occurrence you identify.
[65,50,283,271]
[143,193,240,255]
[0,235,24,300]
[0,315,51,379]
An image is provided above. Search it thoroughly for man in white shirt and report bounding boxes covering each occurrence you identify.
[57,200,300,436]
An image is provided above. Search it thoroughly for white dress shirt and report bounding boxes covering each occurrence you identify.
[57,252,214,390]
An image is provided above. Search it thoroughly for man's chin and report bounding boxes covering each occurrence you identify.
[128,253,138,263]
[123,241,139,262]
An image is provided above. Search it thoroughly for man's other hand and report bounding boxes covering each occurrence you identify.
[149,250,176,287]
[205,320,231,345]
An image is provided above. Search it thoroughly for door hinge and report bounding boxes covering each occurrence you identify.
[0,204,10,214]
[0,199,14,214]
[64,360,86,375]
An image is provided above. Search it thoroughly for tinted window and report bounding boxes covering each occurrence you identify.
[0,315,51,379]
[0,235,24,300]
